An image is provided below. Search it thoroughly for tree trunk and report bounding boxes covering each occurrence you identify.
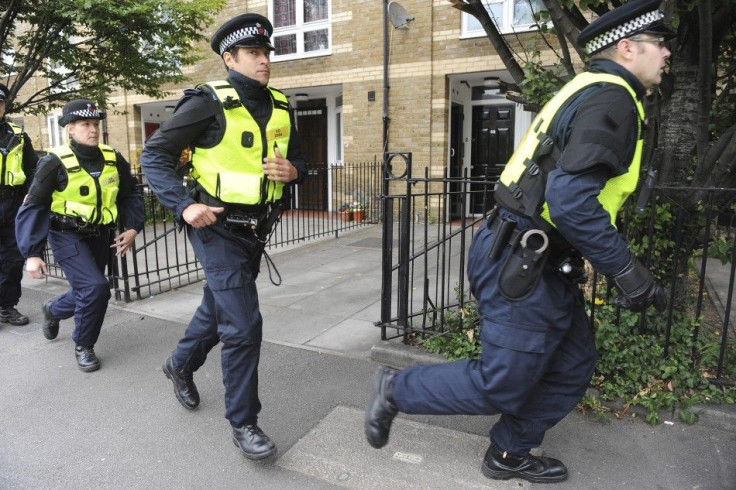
[658,61,699,186]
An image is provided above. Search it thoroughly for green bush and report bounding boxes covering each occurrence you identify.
[421,295,481,361]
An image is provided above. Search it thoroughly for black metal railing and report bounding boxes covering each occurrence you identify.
[377,154,735,384]
[43,160,382,301]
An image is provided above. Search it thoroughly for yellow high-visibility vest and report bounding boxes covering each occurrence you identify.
[49,144,120,225]
[190,81,292,205]
[495,72,645,228]
[1,122,27,186]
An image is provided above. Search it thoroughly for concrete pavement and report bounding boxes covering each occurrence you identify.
[2,224,735,489]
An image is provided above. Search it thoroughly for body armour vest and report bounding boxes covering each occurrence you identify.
[495,72,645,229]
[1,122,27,187]
[49,144,120,225]
[190,81,292,205]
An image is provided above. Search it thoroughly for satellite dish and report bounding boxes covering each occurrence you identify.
[387,1,415,29]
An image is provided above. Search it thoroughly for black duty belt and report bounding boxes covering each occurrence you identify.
[49,214,111,237]
[486,209,586,284]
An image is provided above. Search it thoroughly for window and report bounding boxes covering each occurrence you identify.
[47,114,66,148]
[461,0,546,37]
[48,59,80,94]
[2,47,16,76]
[270,0,330,61]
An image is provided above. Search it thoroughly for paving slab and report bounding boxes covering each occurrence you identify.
[277,405,517,489]
[305,318,384,356]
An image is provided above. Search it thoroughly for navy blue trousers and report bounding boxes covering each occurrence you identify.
[0,195,25,308]
[392,221,597,455]
[171,224,263,428]
[47,229,112,347]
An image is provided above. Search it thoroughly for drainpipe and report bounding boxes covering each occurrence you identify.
[382,0,390,157]
[100,104,109,145]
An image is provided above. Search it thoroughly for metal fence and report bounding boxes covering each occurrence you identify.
[377,153,736,384]
[43,160,382,301]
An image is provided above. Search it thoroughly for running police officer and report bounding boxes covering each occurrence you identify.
[0,83,38,327]
[16,99,144,372]
[365,0,673,483]
[140,13,306,460]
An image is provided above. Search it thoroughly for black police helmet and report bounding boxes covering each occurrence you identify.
[210,13,274,56]
[0,83,9,102]
[578,0,676,55]
[58,99,106,127]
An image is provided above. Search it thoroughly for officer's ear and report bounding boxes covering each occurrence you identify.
[616,38,638,61]
[222,50,235,70]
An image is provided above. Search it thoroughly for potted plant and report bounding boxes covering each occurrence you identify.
[351,201,365,221]
[338,203,353,221]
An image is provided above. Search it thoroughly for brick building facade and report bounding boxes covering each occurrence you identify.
[15,0,566,216]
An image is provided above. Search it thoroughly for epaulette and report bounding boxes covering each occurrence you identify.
[174,88,210,112]
[183,88,204,97]
[273,99,290,111]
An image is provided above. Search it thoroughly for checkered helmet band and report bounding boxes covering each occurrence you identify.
[68,106,101,119]
[219,25,266,55]
[584,9,664,54]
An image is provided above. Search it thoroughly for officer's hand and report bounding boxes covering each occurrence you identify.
[611,258,668,312]
[182,203,225,228]
[25,257,48,280]
[111,229,138,256]
[263,146,297,183]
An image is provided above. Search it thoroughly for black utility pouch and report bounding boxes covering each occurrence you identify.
[488,218,515,260]
[498,229,550,300]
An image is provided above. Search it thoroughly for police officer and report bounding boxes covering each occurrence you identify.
[16,99,144,372]
[0,83,38,327]
[365,0,673,483]
[140,13,305,460]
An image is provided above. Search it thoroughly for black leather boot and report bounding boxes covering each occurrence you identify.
[0,306,29,326]
[232,424,277,460]
[482,443,568,483]
[162,356,200,409]
[42,301,60,340]
[75,345,101,372]
[364,365,399,449]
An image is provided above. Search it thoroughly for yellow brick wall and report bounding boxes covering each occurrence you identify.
[11,1,569,173]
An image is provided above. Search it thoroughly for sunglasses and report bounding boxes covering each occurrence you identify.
[628,36,670,49]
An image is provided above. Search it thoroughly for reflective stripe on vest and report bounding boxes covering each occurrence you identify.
[49,144,120,225]
[190,81,292,205]
[1,122,27,186]
[497,72,645,228]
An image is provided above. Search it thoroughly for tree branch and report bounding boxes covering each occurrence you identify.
[693,124,736,206]
[541,0,586,62]
[452,0,526,85]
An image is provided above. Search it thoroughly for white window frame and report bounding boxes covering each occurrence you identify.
[269,0,332,62]
[460,0,547,39]
[47,113,67,148]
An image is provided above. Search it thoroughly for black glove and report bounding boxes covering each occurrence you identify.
[611,258,667,312]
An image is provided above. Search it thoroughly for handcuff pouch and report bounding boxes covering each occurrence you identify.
[498,229,550,300]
